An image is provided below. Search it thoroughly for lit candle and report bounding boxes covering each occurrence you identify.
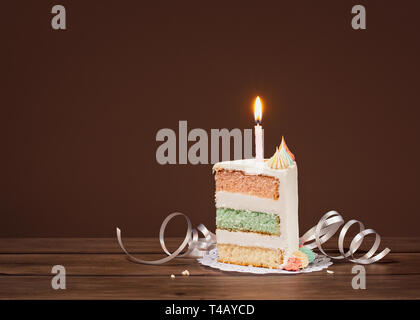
[254,96,264,162]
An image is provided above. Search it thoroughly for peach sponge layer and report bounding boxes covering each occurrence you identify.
[215,169,279,200]
[217,243,283,269]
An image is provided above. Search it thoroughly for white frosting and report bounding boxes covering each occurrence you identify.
[216,192,280,216]
[216,229,286,249]
[214,159,299,259]
[213,158,297,179]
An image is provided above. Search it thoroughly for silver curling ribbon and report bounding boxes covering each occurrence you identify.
[299,211,391,264]
[117,210,390,265]
[116,212,216,265]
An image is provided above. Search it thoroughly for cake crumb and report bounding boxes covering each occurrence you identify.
[170,274,176,279]
[182,270,190,276]
[327,270,334,274]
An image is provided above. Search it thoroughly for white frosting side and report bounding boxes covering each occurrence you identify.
[216,229,286,249]
[214,159,299,260]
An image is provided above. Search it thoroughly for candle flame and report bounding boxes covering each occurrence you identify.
[254,96,262,123]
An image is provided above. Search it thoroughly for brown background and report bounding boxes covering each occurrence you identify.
[2,1,420,237]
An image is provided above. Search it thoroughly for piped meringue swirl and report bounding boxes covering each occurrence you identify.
[266,136,295,170]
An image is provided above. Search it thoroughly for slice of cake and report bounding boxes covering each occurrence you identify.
[213,137,301,269]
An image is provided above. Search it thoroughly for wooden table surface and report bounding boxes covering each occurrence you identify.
[0,237,419,299]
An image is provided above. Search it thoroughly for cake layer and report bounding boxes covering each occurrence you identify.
[213,159,300,260]
[216,229,285,249]
[216,208,280,235]
[215,169,279,200]
[217,243,283,269]
[215,191,280,216]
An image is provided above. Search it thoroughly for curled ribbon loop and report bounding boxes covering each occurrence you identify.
[117,210,390,265]
[299,211,390,264]
[116,212,216,265]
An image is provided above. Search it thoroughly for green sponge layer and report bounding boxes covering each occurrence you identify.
[216,208,280,235]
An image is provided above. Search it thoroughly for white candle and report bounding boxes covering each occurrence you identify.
[254,96,264,162]
[255,123,263,162]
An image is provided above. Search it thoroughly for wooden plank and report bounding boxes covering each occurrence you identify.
[0,238,418,299]
[0,274,419,299]
[0,237,418,254]
[0,253,417,277]
[0,238,176,254]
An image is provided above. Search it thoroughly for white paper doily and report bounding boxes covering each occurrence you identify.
[198,248,332,274]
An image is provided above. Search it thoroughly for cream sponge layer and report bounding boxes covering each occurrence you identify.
[217,243,283,269]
